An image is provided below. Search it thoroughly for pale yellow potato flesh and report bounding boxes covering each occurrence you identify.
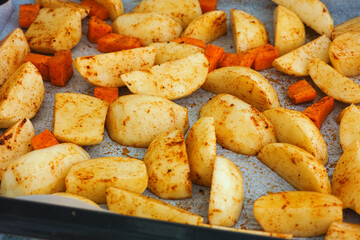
[53,192,101,208]
[337,105,360,123]
[35,0,90,19]
[325,222,360,240]
[339,104,360,150]
[94,0,123,20]
[332,16,360,40]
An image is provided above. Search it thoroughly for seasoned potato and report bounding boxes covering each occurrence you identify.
[65,157,148,203]
[202,66,280,111]
[53,192,100,208]
[208,156,244,227]
[122,53,208,100]
[107,187,203,225]
[326,222,360,240]
[332,16,360,39]
[339,105,360,150]
[337,105,360,122]
[186,117,216,187]
[199,94,276,156]
[230,9,269,53]
[144,130,192,199]
[0,28,30,86]
[258,143,331,193]
[1,143,90,197]
[73,46,156,87]
[182,10,227,43]
[112,12,182,46]
[263,107,328,165]
[94,0,123,20]
[308,57,360,104]
[25,8,82,54]
[53,93,109,146]
[0,62,44,128]
[106,94,189,148]
[254,191,343,237]
[272,35,331,76]
[35,0,90,19]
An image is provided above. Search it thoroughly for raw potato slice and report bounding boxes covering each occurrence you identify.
[65,157,148,203]
[53,192,101,208]
[112,12,182,46]
[35,0,90,19]
[199,94,276,156]
[230,9,269,53]
[326,222,360,240]
[1,143,90,197]
[332,140,360,214]
[202,66,280,111]
[106,94,189,148]
[263,107,328,165]
[273,6,306,56]
[272,0,333,37]
[186,117,216,187]
[53,93,109,146]
[272,35,331,77]
[122,53,208,100]
[257,143,331,193]
[144,130,192,199]
[308,57,360,104]
[253,191,343,237]
[25,8,82,54]
[0,62,44,128]
[0,28,30,86]
[182,10,227,43]
[332,16,360,39]
[94,0,123,20]
[339,105,360,150]
[106,187,203,225]
[73,46,156,87]
[208,156,244,227]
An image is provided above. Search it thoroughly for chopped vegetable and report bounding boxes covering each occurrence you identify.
[49,50,74,87]
[248,44,279,70]
[217,52,255,68]
[31,129,59,150]
[19,4,40,29]
[303,96,335,129]
[287,79,317,104]
[97,33,142,53]
[94,87,119,104]
[87,16,112,44]
[172,37,207,49]
[198,0,218,13]
[23,53,52,81]
[81,0,108,20]
[204,44,224,72]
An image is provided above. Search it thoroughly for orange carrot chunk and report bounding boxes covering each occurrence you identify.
[81,0,108,20]
[287,79,317,104]
[303,96,335,129]
[217,52,256,68]
[247,44,279,70]
[97,33,142,53]
[172,37,207,49]
[31,129,59,150]
[49,50,74,87]
[198,0,217,13]
[87,16,112,44]
[19,4,40,29]
[94,87,119,104]
[23,53,52,81]
[204,44,224,72]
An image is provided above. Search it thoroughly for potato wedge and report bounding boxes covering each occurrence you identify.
[107,187,203,225]
[337,105,360,123]
[272,35,331,77]
[122,53,208,100]
[332,16,360,39]
[53,93,109,146]
[0,62,44,128]
[94,0,123,20]
[263,107,328,165]
[0,28,30,86]
[106,94,189,148]
[339,105,360,150]
[254,191,343,237]
[1,143,90,197]
[202,66,280,111]
[182,10,227,43]
[257,143,331,193]
[65,157,148,203]
[199,94,276,156]
[308,57,360,104]
[144,130,191,199]
[35,0,90,19]
[73,46,156,87]
[272,0,333,37]
[208,156,244,227]
[53,192,100,208]
[326,222,360,240]
[112,12,182,46]
[230,9,269,53]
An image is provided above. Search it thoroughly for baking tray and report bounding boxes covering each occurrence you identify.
[1,0,360,239]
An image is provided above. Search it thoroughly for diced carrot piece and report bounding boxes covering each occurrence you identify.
[204,44,224,72]
[31,129,59,150]
[172,37,207,49]
[23,53,52,81]
[217,52,256,68]
[87,16,112,44]
[248,44,279,70]
[19,4,40,29]
[303,96,335,129]
[49,50,74,87]
[198,0,217,13]
[97,33,142,53]
[287,79,317,104]
[81,0,108,20]
[94,87,119,104]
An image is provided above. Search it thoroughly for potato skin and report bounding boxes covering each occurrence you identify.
[339,104,360,150]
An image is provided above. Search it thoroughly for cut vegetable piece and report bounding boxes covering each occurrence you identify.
[332,16,360,39]
[287,79,317,104]
[81,0,108,20]
[248,44,279,70]
[49,50,74,87]
[19,4,40,29]
[303,96,334,129]
[337,105,360,123]
[339,104,360,150]
[31,129,59,150]
[326,222,360,240]
[87,16,112,44]
[35,0,90,19]
[23,53,52,81]
[172,37,206,49]
[97,33,142,53]
[93,0,123,20]
[53,192,101,208]
[217,52,255,68]
[204,44,224,72]
[198,0,217,13]
[94,87,118,104]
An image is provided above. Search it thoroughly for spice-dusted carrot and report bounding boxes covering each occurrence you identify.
[88,16,112,44]
[217,52,256,68]
[94,87,119,104]
[49,50,74,87]
[23,53,52,81]
[248,44,279,70]
[172,37,207,49]
[19,4,40,29]
[81,0,108,20]
[198,0,218,13]
[287,79,317,104]
[31,129,59,150]
[204,44,224,72]
[97,33,142,53]
[303,96,335,129]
